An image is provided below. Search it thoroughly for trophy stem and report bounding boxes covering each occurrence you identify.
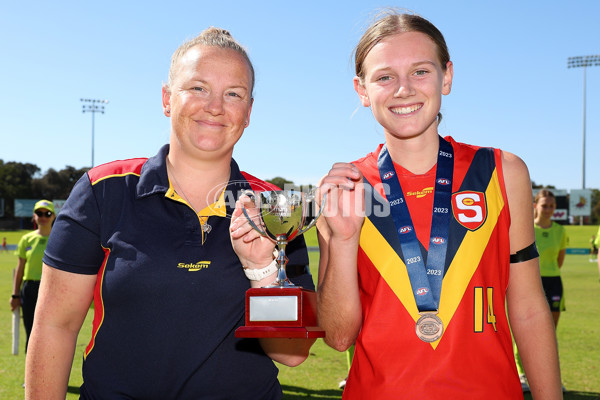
[267,238,295,288]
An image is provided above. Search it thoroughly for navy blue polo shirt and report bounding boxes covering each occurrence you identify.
[44,144,312,400]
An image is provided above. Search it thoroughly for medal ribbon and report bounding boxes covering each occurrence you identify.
[377,135,453,312]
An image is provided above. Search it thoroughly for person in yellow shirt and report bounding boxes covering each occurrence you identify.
[10,200,56,352]
[533,189,568,326]
[515,189,567,391]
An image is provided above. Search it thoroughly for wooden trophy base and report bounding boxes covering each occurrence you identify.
[235,287,325,339]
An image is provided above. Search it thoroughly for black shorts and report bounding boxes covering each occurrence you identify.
[541,276,565,312]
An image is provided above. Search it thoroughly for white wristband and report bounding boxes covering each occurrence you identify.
[243,259,278,281]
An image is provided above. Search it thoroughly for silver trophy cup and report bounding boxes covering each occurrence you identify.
[241,189,323,287]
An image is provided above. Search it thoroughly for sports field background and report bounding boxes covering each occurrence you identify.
[1,226,599,399]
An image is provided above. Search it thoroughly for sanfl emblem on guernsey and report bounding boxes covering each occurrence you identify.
[451,191,487,231]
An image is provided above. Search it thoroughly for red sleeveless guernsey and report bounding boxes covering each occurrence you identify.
[343,137,522,400]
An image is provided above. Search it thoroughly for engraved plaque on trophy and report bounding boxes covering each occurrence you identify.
[235,190,326,339]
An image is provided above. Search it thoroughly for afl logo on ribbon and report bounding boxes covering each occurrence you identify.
[382,171,395,180]
[451,191,487,230]
[437,178,451,186]
[431,237,446,245]
[398,226,413,234]
[416,287,429,296]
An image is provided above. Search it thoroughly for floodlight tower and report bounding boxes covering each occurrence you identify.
[567,55,600,189]
[81,98,109,167]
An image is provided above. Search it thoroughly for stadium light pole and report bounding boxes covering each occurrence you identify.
[81,98,109,167]
[567,55,600,190]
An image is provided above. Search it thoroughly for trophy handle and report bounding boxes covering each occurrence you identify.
[297,190,326,235]
[240,190,268,238]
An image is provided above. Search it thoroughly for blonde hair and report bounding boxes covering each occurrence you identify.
[166,27,255,96]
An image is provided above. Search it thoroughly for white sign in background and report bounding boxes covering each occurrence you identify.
[569,189,592,217]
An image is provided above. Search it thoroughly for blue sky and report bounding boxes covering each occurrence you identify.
[1,0,599,191]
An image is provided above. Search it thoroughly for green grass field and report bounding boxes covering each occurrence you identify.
[1,227,599,399]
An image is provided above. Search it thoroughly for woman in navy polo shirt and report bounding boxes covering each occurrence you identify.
[26,28,315,400]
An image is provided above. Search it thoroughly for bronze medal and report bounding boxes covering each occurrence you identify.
[415,313,444,343]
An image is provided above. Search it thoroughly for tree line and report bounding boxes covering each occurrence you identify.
[1,160,598,224]
[0,160,89,219]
